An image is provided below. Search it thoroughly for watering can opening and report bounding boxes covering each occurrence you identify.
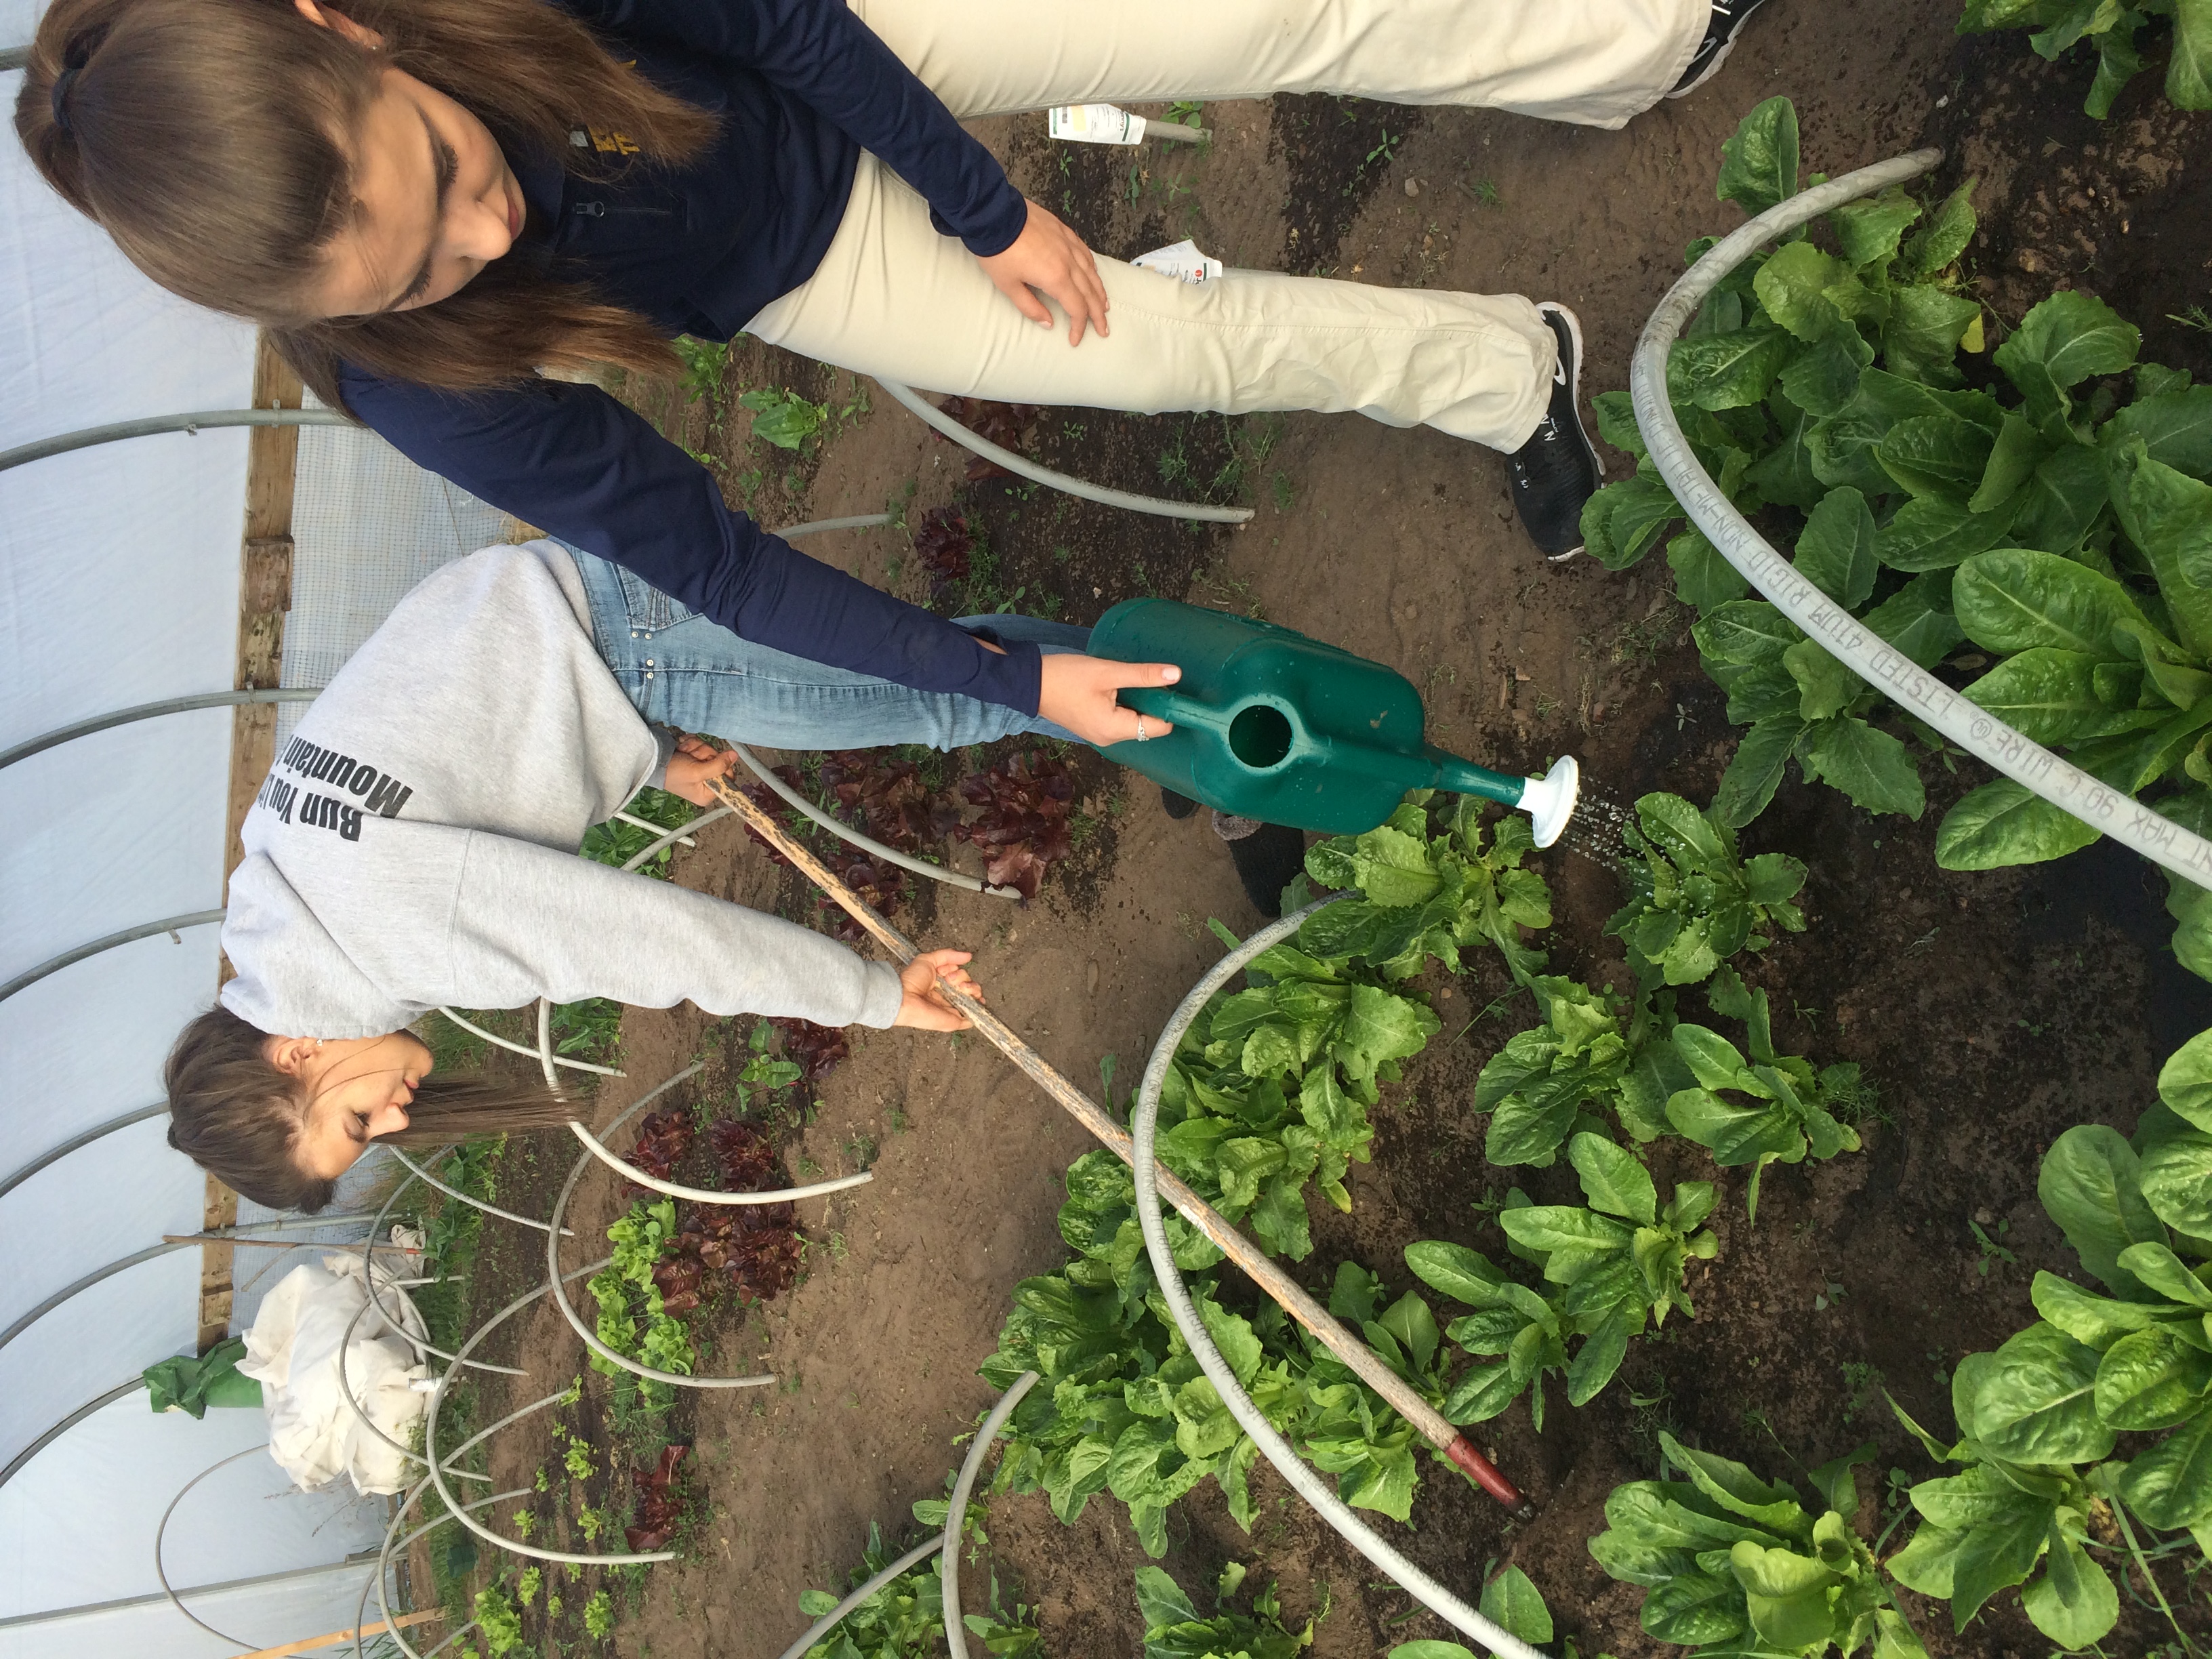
[1228,702,1295,771]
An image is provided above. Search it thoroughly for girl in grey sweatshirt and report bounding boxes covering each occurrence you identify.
[169,540,1174,1212]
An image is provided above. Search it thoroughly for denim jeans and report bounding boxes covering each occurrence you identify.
[568,544,1089,750]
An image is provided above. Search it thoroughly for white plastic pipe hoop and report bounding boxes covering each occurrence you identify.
[1631,148,2212,891]
[730,743,1021,899]
[435,1005,624,1078]
[877,380,1254,524]
[558,1057,873,1206]
[544,1064,781,1390]
[1130,903,1545,1659]
[423,1261,690,1565]
[940,1371,1040,1659]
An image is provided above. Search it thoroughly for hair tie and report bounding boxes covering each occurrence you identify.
[49,64,81,136]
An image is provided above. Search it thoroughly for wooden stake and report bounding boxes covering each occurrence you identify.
[235,1607,441,1658]
[705,777,1521,1508]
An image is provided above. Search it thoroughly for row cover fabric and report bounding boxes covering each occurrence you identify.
[238,1251,429,1496]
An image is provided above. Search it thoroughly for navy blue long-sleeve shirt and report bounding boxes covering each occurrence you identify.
[340,0,1043,711]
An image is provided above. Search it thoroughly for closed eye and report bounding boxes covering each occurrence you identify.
[387,122,459,311]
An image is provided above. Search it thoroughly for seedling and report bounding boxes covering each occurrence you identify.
[739,386,827,451]
[583,1589,615,1639]
[1967,1216,2015,1275]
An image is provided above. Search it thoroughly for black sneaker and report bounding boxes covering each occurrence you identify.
[1507,303,1603,561]
[1161,785,1200,820]
[1668,0,1774,98]
[1217,818,1307,918]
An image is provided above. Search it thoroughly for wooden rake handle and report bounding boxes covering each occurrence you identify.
[704,777,1523,1509]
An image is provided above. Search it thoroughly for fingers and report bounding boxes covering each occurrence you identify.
[1002,275,1053,329]
[1100,660,1181,692]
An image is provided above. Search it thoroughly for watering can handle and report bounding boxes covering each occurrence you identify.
[1115,686,1214,729]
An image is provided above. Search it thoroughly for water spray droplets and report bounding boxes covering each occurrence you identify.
[1554,782,1633,873]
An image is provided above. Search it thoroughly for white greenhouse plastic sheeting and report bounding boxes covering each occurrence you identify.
[0,46,510,1651]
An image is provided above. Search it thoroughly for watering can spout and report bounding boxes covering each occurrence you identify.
[1089,598,1588,842]
[1434,752,1580,849]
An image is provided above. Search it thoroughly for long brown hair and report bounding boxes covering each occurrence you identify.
[15,0,718,407]
[165,1004,580,1213]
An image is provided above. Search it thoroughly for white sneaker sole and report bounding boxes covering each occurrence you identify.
[1666,34,1741,98]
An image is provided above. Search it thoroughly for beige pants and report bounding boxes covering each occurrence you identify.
[747,0,1706,450]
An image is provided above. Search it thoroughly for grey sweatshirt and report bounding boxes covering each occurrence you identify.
[220,544,904,1040]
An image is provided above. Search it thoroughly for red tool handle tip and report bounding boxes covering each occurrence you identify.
[1445,1435,1523,1508]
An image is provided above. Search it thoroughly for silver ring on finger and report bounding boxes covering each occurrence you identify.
[1135,715,1149,741]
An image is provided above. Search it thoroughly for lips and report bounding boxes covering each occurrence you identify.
[506,190,523,241]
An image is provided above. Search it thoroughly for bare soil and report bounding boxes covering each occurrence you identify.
[445,7,2212,1657]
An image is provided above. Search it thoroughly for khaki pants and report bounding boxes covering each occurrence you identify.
[747,0,1706,451]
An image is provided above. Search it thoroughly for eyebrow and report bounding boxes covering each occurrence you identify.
[380,109,458,314]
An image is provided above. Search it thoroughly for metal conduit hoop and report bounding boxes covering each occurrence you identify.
[0,1379,146,1493]
[0,909,225,1004]
[0,1103,167,1204]
[1631,148,2212,890]
[544,1063,779,1391]
[1130,903,1544,1659]
[877,380,1254,524]
[0,688,319,773]
[0,406,348,473]
[0,1241,199,1357]
[155,1445,278,1648]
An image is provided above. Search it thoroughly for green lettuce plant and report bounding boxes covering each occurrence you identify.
[1300,795,1553,982]
[1607,792,1807,989]
[796,1518,1040,1659]
[1155,933,1437,1257]
[1876,1034,2212,1649]
[1474,975,1687,1166]
[1132,1565,1314,1659]
[1663,970,1866,1221]
[587,1198,696,1403]
[1582,95,1987,827]
[1589,1432,1929,1658]
[1406,1134,1716,1429]
[1386,1566,1555,1658]
[983,1155,1419,1556]
[1958,0,2212,117]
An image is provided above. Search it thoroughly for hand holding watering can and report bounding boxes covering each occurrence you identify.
[1089,599,1579,844]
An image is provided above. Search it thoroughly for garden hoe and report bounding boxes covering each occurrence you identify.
[705,775,1532,1517]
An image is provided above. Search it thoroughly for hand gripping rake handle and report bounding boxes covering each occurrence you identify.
[705,777,1522,1508]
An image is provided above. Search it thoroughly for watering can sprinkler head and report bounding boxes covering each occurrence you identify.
[1517,756,1580,850]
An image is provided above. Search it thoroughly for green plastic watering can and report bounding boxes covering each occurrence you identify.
[1090,598,1579,843]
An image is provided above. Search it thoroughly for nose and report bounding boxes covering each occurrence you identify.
[373,1099,412,1138]
[447,188,513,265]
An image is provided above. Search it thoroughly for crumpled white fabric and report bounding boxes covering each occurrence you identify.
[238,1252,431,1495]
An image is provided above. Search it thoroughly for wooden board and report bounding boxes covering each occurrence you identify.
[205,336,304,1351]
